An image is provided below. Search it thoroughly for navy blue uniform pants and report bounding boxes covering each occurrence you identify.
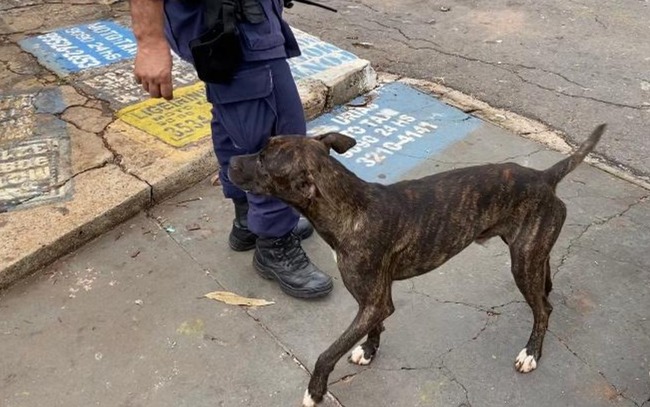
[163,0,303,238]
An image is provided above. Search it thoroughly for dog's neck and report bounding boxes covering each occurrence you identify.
[299,156,376,249]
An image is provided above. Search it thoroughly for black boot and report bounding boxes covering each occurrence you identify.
[229,200,314,251]
[254,233,333,299]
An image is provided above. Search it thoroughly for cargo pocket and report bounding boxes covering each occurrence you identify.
[210,65,277,152]
[239,0,285,51]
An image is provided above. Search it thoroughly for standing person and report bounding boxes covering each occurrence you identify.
[130,0,333,299]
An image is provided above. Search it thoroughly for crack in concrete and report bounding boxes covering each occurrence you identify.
[405,283,505,367]
[413,291,499,314]
[439,363,472,407]
[349,0,381,14]
[57,107,154,202]
[346,17,648,111]
[0,190,45,212]
[406,280,524,317]
[244,312,345,406]
[496,148,546,164]
[508,69,646,111]
[0,3,44,12]
[2,1,108,11]
[4,158,118,211]
[328,368,370,386]
[548,329,642,407]
[101,125,155,203]
[382,143,544,168]
[553,195,649,278]
[2,61,33,77]
[144,212,345,404]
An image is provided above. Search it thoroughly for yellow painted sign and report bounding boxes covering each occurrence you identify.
[117,82,212,147]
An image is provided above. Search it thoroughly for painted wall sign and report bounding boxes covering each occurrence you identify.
[289,29,360,80]
[78,53,198,110]
[117,82,212,148]
[307,82,481,183]
[0,94,36,144]
[0,91,72,211]
[19,21,137,76]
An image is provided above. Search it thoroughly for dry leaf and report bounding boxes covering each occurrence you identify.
[204,291,275,307]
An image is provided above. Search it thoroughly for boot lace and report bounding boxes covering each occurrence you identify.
[276,233,310,269]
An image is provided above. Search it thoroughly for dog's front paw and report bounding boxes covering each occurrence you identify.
[515,348,537,373]
[302,390,317,407]
[349,345,374,365]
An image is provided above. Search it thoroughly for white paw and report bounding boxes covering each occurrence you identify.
[349,345,372,365]
[515,348,537,373]
[302,390,316,407]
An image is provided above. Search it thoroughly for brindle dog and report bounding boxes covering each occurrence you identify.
[228,124,606,406]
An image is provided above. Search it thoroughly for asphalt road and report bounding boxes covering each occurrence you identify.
[286,0,650,179]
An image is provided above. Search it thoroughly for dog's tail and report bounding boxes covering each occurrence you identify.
[542,124,606,186]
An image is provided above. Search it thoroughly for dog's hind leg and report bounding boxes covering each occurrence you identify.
[349,322,385,365]
[544,258,553,296]
[509,206,564,373]
[511,253,552,373]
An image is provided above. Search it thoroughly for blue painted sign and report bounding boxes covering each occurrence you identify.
[19,21,137,75]
[290,29,359,80]
[308,82,481,183]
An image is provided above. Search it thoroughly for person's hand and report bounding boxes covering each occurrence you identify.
[134,39,174,100]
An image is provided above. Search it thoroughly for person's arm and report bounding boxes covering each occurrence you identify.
[130,0,174,100]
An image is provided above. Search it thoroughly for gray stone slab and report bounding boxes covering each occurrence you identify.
[0,213,310,407]
[330,366,469,407]
[147,117,650,405]
[442,302,637,407]
[149,182,364,383]
[551,200,650,405]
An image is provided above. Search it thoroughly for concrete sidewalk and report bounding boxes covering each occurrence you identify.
[1,77,648,407]
[1,8,376,288]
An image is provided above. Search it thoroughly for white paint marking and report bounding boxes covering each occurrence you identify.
[302,390,316,407]
[350,345,372,365]
[514,348,537,373]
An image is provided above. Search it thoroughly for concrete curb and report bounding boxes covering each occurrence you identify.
[0,60,377,290]
[396,74,650,192]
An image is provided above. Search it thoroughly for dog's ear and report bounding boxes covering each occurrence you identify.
[313,132,357,154]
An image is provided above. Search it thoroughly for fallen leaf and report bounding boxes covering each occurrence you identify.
[204,291,275,307]
[352,41,374,48]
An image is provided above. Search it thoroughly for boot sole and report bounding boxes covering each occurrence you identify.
[253,255,333,299]
[229,226,315,252]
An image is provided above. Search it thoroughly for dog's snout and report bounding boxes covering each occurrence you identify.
[229,157,242,171]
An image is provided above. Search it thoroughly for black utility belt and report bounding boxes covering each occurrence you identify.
[189,0,337,84]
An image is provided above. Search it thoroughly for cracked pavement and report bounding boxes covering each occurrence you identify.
[1,0,649,406]
[286,0,650,179]
[2,121,649,406]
